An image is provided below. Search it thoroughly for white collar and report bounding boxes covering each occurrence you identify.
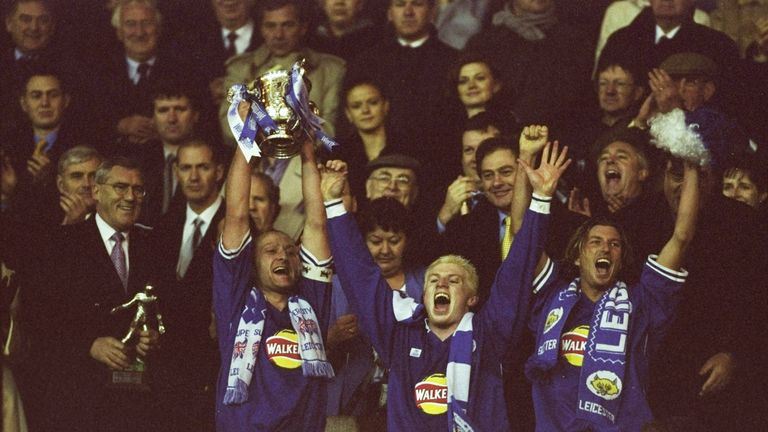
[397,34,429,48]
[221,20,255,54]
[163,143,179,160]
[95,212,129,246]
[655,25,681,44]
[185,195,222,228]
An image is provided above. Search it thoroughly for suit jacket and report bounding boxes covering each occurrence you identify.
[265,155,305,241]
[599,7,741,114]
[48,217,156,430]
[94,48,206,151]
[122,140,184,226]
[442,197,501,307]
[151,201,224,391]
[218,45,346,144]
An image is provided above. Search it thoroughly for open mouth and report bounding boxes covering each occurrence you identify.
[605,169,620,181]
[433,292,450,314]
[273,266,288,275]
[595,258,611,276]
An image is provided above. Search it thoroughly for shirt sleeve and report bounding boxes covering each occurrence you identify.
[326,200,398,365]
[212,232,253,338]
[479,197,550,348]
[637,254,688,336]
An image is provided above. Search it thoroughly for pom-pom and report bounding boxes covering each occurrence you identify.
[648,108,710,167]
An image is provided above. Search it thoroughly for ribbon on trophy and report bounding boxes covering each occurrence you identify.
[284,62,339,153]
[227,83,279,161]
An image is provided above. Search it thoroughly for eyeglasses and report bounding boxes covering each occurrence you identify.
[100,182,147,197]
[373,174,412,188]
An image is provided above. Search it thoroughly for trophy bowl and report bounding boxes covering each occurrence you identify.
[245,69,309,159]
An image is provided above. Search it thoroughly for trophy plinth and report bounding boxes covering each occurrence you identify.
[107,285,165,392]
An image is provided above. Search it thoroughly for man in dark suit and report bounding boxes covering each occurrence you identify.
[150,139,224,432]
[127,83,202,225]
[599,0,740,115]
[95,0,204,148]
[52,156,159,431]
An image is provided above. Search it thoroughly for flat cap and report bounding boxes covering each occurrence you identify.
[660,52,719,78]
[366,153,421,173]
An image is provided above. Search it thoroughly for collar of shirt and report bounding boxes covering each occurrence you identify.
[397,35,429,48]
[655,24,681,44]
[95,212,130,269]
[221,20,255,55]
[14,48,27,60]
[183,195,222,242]
[34,129,59,153]
[163,143,179,161]
[126,56,157,84]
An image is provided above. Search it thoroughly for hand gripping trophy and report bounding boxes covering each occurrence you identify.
[109,284,165,390]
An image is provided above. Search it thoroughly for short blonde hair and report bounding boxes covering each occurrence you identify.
[425,255,479,296]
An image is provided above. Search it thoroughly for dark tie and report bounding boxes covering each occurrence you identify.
[177,217,202,279]
[226,32,238,58]
[137,62,150,87]
[110,232,128,291]
[162,153,176,214]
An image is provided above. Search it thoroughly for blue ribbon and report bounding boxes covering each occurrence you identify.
[285,62,339,152]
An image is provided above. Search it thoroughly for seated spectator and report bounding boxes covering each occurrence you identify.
[126,82,203,225]
[248,171,280,234]
[56,146,103,225]
[451,53,504,120]
[345,0,458,162]
[309,0,380,61]
[466,0,592,136]
[95,0,205,147]
[151,139,224,432]
[336,80,411,201]
[219,0,345,144]
[722,155,768,210]
[325,197,426,431]
[3,68,86,226]
[436,112,502,231]
[598,0,740,116]
[595,0,711,66]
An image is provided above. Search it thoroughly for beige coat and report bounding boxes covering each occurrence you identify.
[218,45,346,146]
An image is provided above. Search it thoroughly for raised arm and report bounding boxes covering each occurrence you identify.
[656,160,700,270]
[222,145,253,250]
[299,138,330,260]
[511,125,549,233]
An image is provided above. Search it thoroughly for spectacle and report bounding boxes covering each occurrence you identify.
[100,182,147,197]
[373,174,412,187]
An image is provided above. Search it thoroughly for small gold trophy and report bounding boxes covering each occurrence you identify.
[108,285,165,391]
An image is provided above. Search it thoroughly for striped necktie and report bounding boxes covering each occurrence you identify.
[501,216,513,260]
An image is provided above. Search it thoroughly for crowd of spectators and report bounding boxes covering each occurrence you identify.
[2,0,767,431]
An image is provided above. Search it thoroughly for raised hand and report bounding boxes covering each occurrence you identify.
[518,141,571,197]
[568,187,591,217]
[438,175,479,225]
[60,192,90,225]
[320,159,348,201]
[519,125,549,160]
[648,68,682,113]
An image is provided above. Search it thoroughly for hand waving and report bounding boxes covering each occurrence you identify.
[518,142,571,197]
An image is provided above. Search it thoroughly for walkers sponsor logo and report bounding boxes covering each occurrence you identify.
[544,307,563,333]
[266,329,301,369]
[414,373,448,415]
[560,325,589,366]
[586,371,622,400]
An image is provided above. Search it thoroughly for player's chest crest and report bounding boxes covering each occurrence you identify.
[265,329,301,369]
[414,373,448,415]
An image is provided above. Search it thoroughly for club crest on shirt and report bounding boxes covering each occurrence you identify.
[543,307,563,334]
[266,329,301,369]
[560,325,589,367]
[586,371,622,401]
[414,373,448,415]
